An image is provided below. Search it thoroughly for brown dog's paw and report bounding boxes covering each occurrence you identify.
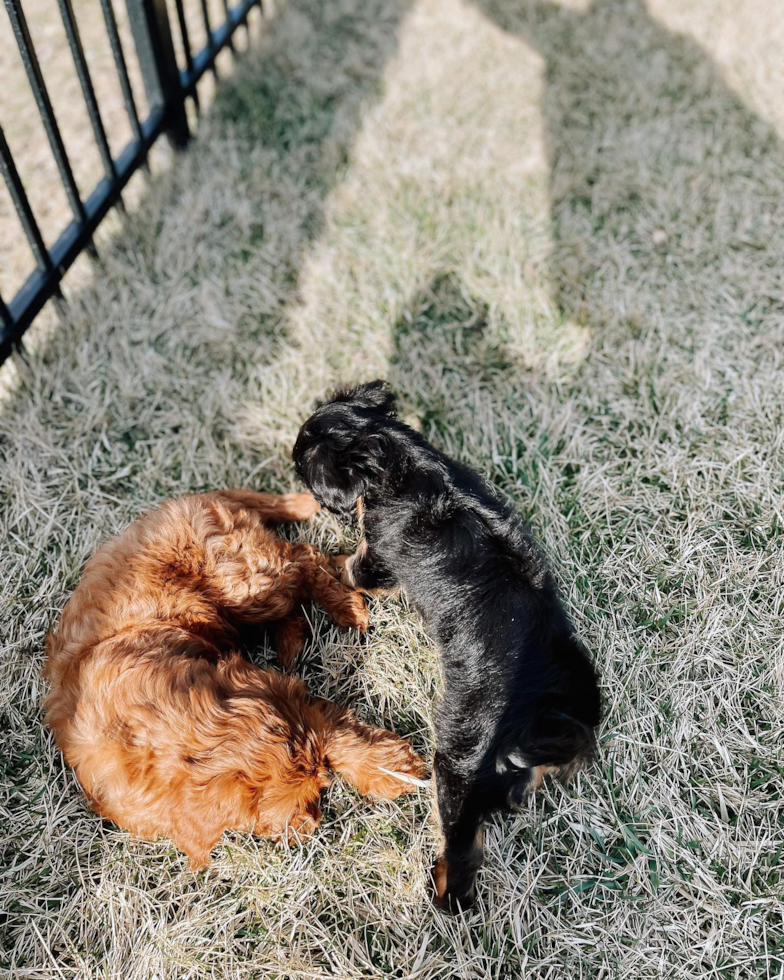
[292,493,320,519]
[285,807,322,842]
[330,553,356,587]
[275,615,309,671]
[365,739,428,800]
[331,589,369,632]
[185,849,212,871]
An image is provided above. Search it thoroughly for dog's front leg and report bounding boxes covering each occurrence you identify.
[293,544,369,631]
[334,539,398,594]
[431,751,485,912]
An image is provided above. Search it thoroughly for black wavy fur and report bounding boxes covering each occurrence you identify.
[293,380,601,911]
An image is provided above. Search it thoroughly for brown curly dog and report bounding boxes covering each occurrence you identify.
[44,490,425,868]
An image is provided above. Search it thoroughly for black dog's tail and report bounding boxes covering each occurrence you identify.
[496,707,598,805]
[495,635,602,804]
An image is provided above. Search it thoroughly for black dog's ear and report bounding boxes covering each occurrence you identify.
[332,379,397,417]
[306,449,364,523]
[298,431,389,524]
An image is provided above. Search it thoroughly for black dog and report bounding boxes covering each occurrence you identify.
[293,380,601,910]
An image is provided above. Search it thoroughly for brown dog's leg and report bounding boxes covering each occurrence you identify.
[170,815,224,870]
[253,768,328,842]
[293,544,369,632]
[331,541,399,596]
[315,700,426,799]
[274,614,309,671]
[253,800,323,842]
[283,798,323,842]
[209,489,319,523]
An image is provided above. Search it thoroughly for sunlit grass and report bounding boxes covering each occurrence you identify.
[1,0,783,976]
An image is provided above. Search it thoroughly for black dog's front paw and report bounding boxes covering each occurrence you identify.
[430,856,477,913]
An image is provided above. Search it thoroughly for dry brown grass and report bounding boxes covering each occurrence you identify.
[1,0,783,976]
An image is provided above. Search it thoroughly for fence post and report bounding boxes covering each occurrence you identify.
[124,0,189,147]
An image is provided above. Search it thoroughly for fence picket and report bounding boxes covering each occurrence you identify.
[0,0,258,365]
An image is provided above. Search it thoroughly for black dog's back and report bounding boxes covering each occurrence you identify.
[411,484,601,795]
[293,379,601,910]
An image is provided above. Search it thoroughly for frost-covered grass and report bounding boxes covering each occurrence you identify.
[1,0,783,975]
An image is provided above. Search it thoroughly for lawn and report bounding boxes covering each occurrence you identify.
[1,0,783,976]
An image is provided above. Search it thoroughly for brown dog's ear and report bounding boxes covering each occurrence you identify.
[332,379,397,417]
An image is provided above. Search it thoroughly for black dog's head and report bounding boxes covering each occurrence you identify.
[293,380,398,523]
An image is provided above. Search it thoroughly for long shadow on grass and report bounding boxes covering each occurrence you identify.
[387,0,784,502]
[384,4,784,921]
[470,0,784,338]
[390,272,517,466]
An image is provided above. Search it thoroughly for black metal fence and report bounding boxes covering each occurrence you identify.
[0,0,260,365]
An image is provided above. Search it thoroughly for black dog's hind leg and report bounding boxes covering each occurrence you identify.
[431,751,489,911]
